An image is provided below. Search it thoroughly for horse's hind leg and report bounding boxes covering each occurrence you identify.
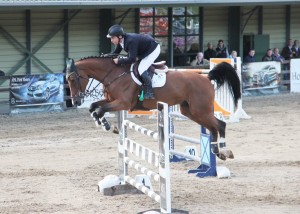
[180,102,233,160]
[215,117,234,159]
[200,115,234,160]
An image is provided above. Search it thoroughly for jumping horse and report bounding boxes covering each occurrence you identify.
[65,55,241,160]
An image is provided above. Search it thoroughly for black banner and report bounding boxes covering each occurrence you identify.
[9,73,64,114]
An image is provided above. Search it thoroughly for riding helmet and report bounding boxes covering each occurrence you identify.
[107,25,125,38]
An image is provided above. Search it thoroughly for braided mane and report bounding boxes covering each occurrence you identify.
[79,53,119,62]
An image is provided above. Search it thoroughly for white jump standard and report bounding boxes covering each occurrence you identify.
[119,104,171,213]
[99,102,230,212]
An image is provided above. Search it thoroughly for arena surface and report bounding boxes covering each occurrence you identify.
[0,93,299,214]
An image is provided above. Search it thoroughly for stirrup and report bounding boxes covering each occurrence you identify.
[144,93,154,99]
[144,89,154,99]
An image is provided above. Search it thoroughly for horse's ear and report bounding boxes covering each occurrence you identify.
[65,58,75,76]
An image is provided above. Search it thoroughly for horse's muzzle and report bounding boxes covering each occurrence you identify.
[72,93,85,106]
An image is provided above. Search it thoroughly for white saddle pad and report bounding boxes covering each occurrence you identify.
[131,72,166,88]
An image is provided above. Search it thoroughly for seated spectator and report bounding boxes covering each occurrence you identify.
[215,39,229,58]
[229,50,238,63]
[190,52,209,66]
[292,40,300,58]
[204,42,216,60]
[273,48,285,63]
[262,49,275,61]
[243,49,256,63]
[187,43,199,64]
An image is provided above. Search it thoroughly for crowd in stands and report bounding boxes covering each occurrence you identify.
[244,39,300,63]
[174,38,299,67]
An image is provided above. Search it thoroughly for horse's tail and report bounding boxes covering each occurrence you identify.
[208,62,241,107]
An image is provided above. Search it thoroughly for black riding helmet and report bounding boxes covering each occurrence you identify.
[107,24,125,38]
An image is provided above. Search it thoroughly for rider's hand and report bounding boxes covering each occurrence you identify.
[113,58,118,64]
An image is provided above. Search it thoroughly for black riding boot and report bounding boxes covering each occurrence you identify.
[141,72,154,99]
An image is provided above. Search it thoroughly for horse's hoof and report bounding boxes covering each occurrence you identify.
[112,126,119,134]
[219,148,234,160]
[216,153,227,161]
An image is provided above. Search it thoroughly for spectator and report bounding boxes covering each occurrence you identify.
[190,52,209,66]
[215,39,229,58]
[187,43,199,64]
[281,39,294,60]
[292,40,300,58]
[173,42,185,67]
[229,50,238,63]
[273,48,285,63]
[204,42,216,60]
[262,49,275,61]
[243,49,256,63]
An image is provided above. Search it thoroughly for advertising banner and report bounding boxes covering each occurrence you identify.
[242,61,281,96]
[290,59,300,93]
[9,73,64,114]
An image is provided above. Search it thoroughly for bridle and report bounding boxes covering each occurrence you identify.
[66,60,102,105]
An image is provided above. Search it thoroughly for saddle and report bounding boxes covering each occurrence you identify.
[131,61,168,80]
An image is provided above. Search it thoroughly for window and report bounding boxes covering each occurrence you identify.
[140,7,168,54]
[139,7,201,66]
[173,7,200,66]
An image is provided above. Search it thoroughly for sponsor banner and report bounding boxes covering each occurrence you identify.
[290,59,300,93]
[9,73,64,113]
[242,61,281,95]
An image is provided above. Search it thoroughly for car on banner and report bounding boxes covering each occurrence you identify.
[27,75,61,102]
[252,65,278,87]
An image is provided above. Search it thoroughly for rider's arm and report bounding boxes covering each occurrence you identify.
[117,37,138,65]
[113,44,123,54]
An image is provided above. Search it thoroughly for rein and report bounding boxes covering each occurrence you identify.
[85,78,103,99]
[100,65,128,90]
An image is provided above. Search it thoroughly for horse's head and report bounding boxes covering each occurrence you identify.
[65,58,89,106]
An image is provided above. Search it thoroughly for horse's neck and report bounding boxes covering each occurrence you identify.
[81,59,128,83]
[79,59,112,80]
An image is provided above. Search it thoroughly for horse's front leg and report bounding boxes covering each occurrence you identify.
[89,99,110,126]
[96,99,131,132]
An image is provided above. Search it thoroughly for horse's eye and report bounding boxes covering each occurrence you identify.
[69,77,75,82]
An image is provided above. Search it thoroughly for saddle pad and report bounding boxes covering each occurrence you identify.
[131,72,166,88]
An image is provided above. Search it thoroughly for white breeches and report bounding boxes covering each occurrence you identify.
[138,44,161,75]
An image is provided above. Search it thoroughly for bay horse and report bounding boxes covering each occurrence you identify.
[65,55,241,160]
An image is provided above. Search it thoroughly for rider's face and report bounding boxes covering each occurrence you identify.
[111,36,122,46]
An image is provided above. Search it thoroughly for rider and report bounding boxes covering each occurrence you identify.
[107,24,160,99]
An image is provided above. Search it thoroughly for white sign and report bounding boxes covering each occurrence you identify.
[78,79,104,108]
[290,59,300,93]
